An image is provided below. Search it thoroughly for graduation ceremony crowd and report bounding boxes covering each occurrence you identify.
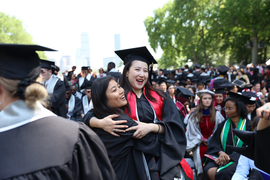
[1,44,270,180]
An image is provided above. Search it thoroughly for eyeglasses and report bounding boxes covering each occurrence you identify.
[223,107,235,111]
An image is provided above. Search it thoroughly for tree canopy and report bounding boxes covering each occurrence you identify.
[0,12,47,59]
[144,0,270,68]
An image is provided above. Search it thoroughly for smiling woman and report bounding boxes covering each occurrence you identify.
[83,46,189,180]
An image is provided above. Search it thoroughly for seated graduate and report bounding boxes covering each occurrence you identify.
[184,89,224,178]
[241,92,258,121]
[203,92,252,180]
[0,44,116,180]
[175,87,194,118]
[213,87,226,119]
[89,76,184,180]
[70,84,82,99]
[81,83,93,115]
[228,102,270,174]
[65,85,83,121]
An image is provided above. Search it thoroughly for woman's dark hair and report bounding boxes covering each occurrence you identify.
[91,76,124,119]
[120,61,167,113]
[224,97,248,119]
[252,116,260,131]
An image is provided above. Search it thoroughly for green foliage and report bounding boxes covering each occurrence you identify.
[144,0,270,68]
[0,12,48,60]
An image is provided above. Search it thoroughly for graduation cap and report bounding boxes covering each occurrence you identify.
[219,83,234,91]
[217,65,229,75]
[163,69,169,75]
[215,87,226,94]
[197,89,215,97]
[81,66,90,71]
[41,60,55,70]
[242,92,258,104]
[200,67,206,71]
[0,44,56,80]
[158,77,167,85]
[232,79,245,88]
[239,64,246,69]
[115,46,157,66]
[239,84,253,92]
[188,68,193,73]
[178,81,187,87]
[193,63,201,69]
[166,79,176,85]
[176,87,194,99]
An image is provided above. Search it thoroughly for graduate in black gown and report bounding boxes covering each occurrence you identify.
[0,44,117,180]
[40,60,66,118]
[203,95,252,180]
[89,76,184,180]
[83,46,189,180]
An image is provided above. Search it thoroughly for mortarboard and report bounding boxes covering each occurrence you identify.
[0,44,55,80]
[197,89,215,97]
[176,87,194,99]
[217,65,229,75]
[41,60,55,70]
[242,92,258,104]
[215,87,226,94]
[178,81,187,87]
[232,79,245,88]
[193,63,201,69]
[166,79,176,84]
[201,67,206,71]
[163,69,169,75]
[81,66,90,71]
[158,77,167,85]
[115,46,157,66]
[219,83,234,91]
[239,84,253,92]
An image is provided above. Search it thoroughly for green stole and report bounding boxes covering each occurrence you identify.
[217,117,246,172]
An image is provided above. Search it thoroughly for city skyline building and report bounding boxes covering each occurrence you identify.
[80,32,91,66]
[114,34,121,67]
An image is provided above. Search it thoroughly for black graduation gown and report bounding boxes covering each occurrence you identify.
[0,116,117,180]
[49,79,66,118]
[203,119,252,180]
[80,75,95,91]
[93,113,166,180]
[107,71,122,83]
[66,96,83,122]
[83,93,186,180]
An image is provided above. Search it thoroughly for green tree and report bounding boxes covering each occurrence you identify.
[0,12,47,59]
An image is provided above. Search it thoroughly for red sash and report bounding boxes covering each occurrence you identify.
[126,88,163,121]
[175,101,188,118]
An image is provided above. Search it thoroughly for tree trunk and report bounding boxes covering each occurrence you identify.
[202,26,208,65]
[251,34,258,65]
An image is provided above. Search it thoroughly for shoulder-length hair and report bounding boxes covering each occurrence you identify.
[92,76,125,119]
[224,97,248,119]
[120,61,167,113]
[190,93,216,123]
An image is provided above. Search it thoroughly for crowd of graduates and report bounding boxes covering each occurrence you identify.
[1,43,270,180]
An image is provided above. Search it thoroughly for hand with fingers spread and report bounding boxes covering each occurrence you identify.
[126,122,158,139]
[98,114,128,137]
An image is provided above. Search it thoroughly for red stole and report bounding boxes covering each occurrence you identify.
[175,101,188,118]
[126,88,163,121]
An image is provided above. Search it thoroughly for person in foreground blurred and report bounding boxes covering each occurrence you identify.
[203,93,252,180]
[83,46,189,180]
[0,44,116,180]
[229,102,270,174]
[90,76,186,180]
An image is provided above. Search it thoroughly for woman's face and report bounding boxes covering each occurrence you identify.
[106,80,127,108]
[167,85,175,95]
[201,94,212,108]
[224,100,238,118]
[231,85,238,93]
[126,60,149,93]
[216,94,224,104]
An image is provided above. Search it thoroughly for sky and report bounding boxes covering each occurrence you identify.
[1,0,170,71]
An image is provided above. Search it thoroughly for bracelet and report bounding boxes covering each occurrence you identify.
[157,124,161,134]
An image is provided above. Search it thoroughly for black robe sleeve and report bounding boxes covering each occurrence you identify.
[50,79,66,118]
